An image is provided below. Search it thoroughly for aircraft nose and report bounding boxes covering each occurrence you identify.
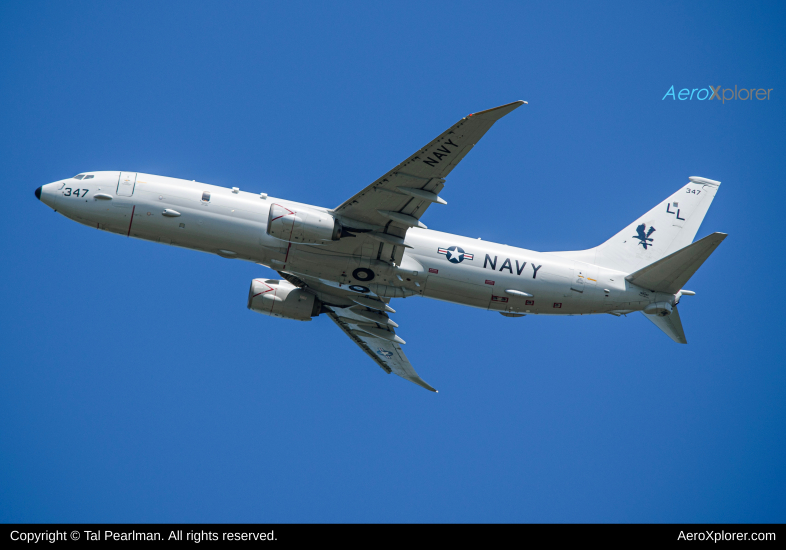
[37,182,61,210]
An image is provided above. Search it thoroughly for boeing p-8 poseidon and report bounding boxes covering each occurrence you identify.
[35,101,725,391]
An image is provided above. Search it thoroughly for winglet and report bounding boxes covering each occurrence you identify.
[468,100,527,120]
[408,375,438,392]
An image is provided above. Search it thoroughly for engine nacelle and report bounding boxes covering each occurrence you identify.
[266,203,340,244]
[247,279,320,321]
[644,301,673,317]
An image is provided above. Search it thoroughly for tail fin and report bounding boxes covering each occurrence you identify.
[581,177,722,273]
[643,305,687,344]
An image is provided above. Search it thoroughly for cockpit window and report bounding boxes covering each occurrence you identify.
[83,175,94,179]
[202,191,211,202]
[74,174,85,180]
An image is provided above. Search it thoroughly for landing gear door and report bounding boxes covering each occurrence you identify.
[117,172,137,196]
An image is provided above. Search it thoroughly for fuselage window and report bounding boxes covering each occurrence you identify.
[74,174,85,180]
[83,175,94,179]
[202,191,211,202]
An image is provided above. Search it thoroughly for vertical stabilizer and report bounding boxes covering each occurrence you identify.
[577,177,721,273]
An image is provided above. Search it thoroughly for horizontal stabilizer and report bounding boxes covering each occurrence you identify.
[626,232,727,294]
[643,306,687,344]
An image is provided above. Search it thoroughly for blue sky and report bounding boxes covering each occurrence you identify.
[1,1,784,522]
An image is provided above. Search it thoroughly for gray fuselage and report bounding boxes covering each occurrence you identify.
[38,171,664,316]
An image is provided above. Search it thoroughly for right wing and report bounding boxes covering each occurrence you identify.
[326,305,437,392]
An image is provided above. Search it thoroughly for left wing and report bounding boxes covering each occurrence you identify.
[333,101,526,234]
[326,305,437,392]
[277,271,437,392]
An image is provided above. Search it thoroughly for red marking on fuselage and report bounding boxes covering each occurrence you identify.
[127,205,136,236]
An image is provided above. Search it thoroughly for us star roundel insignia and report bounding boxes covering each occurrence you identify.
[377,348,393,359]
[438,245,474,264]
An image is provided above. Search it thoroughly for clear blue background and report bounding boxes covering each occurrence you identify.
[1,1,784,522]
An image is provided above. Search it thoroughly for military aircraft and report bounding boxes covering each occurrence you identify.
[35,101,725,392]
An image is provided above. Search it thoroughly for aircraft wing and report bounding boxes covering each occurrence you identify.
[326,306,437,392]
[276,271,436,392]
[333,101,526,233]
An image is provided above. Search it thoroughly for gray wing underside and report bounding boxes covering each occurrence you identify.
[326,308,437,392]
[333,101,526,230]
[277,271,437,392]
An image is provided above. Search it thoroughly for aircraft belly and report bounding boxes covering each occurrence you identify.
[287,247,350,280]
[423,276,491,309]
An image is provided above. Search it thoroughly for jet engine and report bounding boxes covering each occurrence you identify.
[247,279,321,321]
[266,203,341,244]
[644,301,673,317]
